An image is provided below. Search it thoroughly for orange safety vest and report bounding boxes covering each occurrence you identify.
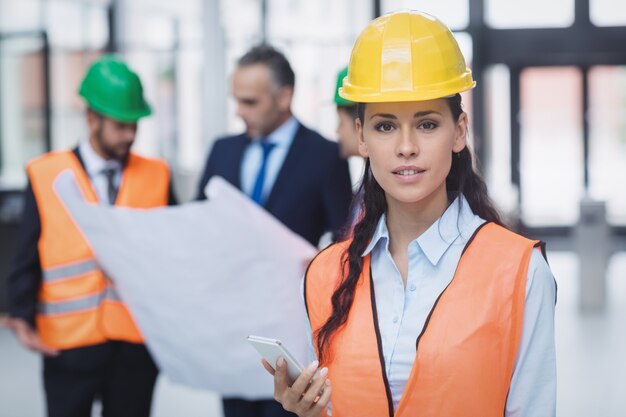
[305,222,540,417]
[27,149,170,350]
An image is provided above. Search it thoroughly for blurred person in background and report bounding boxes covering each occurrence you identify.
[264,10,556,417]
[196,44,352,417]
[1,56,176,417]
[334,66,359,160]
[334,66,364,237]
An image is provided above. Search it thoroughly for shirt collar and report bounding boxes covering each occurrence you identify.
[362,213,390,256]
[254,116,299,148]
[362,196,482,266]
[79,139,122,178]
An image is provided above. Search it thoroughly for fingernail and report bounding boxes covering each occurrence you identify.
[320,367,328,377]
[307,360,319,372]
[325,379,331,386]
[277,357,285,367]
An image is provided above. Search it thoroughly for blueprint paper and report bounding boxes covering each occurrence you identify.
[54,171,317,398]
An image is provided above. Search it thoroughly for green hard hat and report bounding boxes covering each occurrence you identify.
[79,56,152,122]
[334,67,354,107]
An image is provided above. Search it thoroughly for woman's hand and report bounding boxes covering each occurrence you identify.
[262,357,331,417]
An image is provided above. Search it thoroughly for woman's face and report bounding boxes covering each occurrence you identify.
[357,99,467,210]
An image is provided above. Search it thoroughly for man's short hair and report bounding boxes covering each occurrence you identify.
[238,44,295,89]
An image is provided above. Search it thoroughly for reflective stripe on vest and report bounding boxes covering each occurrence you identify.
[39,285,122,315]
[42,259,99,283]
[28,149,169,349]
[305,223,539,417]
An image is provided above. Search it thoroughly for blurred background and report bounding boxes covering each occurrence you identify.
[0,0,624,416]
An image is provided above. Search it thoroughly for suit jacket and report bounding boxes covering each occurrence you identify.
[196,122,353,246]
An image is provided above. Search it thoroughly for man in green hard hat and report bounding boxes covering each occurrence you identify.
[2,56,175,417]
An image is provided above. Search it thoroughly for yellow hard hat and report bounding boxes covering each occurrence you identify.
[340,10,475,103]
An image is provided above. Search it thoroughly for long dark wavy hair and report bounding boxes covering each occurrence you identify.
[315,93,504,364]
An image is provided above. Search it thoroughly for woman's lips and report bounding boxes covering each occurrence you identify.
[392,166,426,183]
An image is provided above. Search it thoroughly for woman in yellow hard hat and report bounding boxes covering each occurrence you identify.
[263,10,556,417]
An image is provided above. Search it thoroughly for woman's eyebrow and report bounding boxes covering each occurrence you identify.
[369,113,397,120]
[369,110,441,120]
[414,110,440,118]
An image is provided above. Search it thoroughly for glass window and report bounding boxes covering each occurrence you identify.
[0,36,47,189]
[486,0,575,28]
[49,52,99,151]
[118,0,204,197]
[266,0,371,144]
[588,66,626,225]
[590,0,626,26]
[84,6,110,50]
[221,0,262,47]
[47,1,84,49]
[382,0,469,30]
[519,67,583,226]
[45,1,111,152]
[45,1,109,50]
[483,65,519,218]
[221,0,263,135]
[0,0,42,32]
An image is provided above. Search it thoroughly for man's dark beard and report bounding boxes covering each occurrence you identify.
[94,124,129,162]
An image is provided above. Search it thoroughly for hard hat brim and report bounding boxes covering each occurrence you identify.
[84,96,152,123]
[339,75,476,103]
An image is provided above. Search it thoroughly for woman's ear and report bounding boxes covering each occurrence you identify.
[356,118,369,158]
[452,112,468,153]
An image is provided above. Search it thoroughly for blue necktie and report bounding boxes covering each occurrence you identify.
[251,141,276,205]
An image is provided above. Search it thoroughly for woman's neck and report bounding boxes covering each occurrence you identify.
[384,187,450,285]
[386,188,450,255]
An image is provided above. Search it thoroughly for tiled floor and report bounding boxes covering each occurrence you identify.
[1,252,624,417]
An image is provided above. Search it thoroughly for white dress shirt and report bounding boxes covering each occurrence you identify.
[240,117,299,202]
[306,196,557,416]
[78,139,122,205]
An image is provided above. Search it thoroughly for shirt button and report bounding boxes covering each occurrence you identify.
[409,284,416,292]
[393,316,399,323]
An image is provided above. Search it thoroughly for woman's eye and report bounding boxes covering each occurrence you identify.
[419,121,438,130]
[375,122,395,132]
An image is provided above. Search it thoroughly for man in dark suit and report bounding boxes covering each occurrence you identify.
[196,45,352,416]
[197,45,352,246]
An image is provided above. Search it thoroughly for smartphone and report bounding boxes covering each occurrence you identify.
[247,335,304,383]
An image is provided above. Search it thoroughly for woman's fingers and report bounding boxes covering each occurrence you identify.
[283,360,319,404]
[273,357,290,399]
[310,380,332,414]
[272,358,331,416]
[301,367,328,405]
[262,359,276,376]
